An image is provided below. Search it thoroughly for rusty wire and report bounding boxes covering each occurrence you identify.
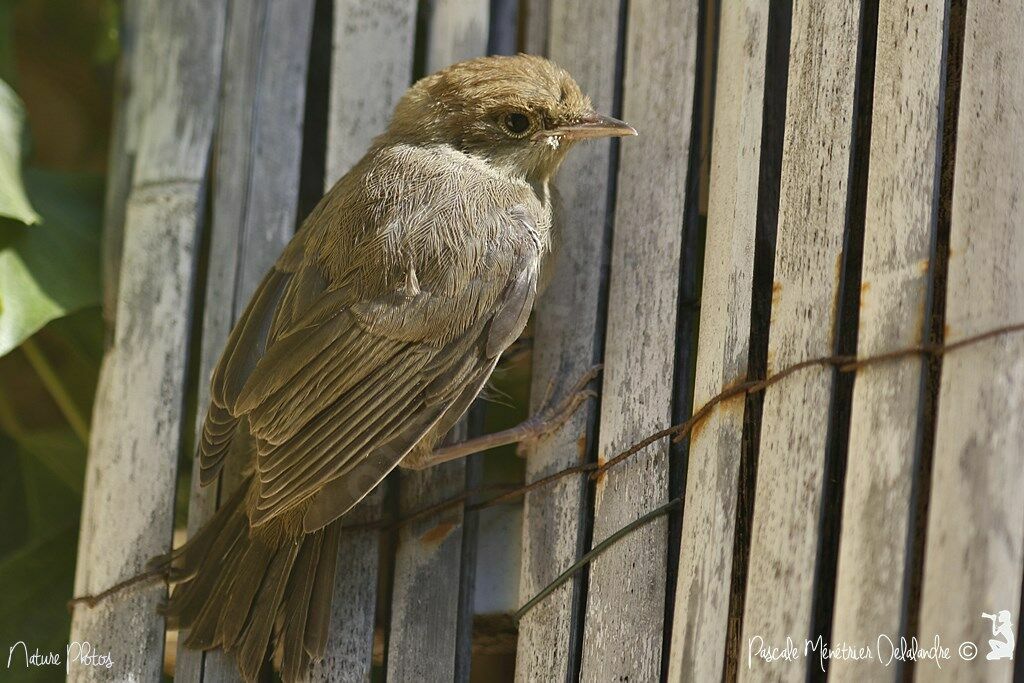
[69,320,1024,617]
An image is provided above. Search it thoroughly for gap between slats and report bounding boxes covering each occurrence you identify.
[569,0,630,676]
[721,1,793,679]
[898,2,966,678]
[660,0,719,677]
[806,0,879,675]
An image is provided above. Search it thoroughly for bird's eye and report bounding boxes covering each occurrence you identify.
[502,112,532,137]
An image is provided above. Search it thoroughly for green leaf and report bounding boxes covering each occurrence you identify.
[0,80,39,225]
[0,170,102,357]
[45,307,105,370]
[0,523,77,682]
[0,434,29,558]
[0,2,14,85]
[95,0,122,65]
[18,429,86,499]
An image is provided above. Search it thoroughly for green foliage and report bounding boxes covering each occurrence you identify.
[0,524,78,682]
[0,408,86,681]
[0,2,111,670]
[0,80,39,225]
[0,170,103,358]
[18,429,87,496]
[0,437,29,556]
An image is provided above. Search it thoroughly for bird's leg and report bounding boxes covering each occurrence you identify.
[402,364,602,470]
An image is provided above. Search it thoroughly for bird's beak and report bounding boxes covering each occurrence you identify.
[533,112,638,142]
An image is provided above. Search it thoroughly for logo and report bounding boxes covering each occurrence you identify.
[6,641,113,673]
[981,611,1015,661]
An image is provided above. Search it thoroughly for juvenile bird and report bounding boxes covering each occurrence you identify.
[153,54,635,681]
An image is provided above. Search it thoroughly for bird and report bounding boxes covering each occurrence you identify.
[151,53,636,682]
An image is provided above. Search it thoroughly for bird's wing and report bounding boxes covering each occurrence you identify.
[197,204,541,532]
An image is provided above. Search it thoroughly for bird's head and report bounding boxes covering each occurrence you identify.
[385,54,636,181]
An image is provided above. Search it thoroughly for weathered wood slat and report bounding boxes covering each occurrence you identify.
[579,0,699,679]
[100,0,142,333]
[174,1,314,680]
[829,1,947,678]
[521,0,549,56]
[916,2,1024,680]
[302,1,418,680]
[666,3,770,680]
[737,2,862,680]
[326,0,418,186]
[387,424,470,681]
[385,3,489,680]
[423,0,490,80]
[513,0,622,679]
[68,2,227,680]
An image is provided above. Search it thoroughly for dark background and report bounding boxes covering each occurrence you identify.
[0,1,115,680]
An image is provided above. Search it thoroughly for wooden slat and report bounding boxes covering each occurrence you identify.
[387,424,469,681]
[513,0,621,679]
[521,0,549,55]
[916,2,1024,680]
[303,1,417,680]
[100,0,142,333]
[737,2,862,680]
[68,1,227,680]
[666,2,770,680]
[829,1,947,678]
[325,0,418,187]
[579,1,700,679]
[175,0,314,680]
[422,0,490,78]
[385,2,489,679]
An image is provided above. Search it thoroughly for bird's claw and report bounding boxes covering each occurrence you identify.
[524,364,603,443]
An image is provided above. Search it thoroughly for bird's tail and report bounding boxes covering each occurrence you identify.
[150,476,341,682]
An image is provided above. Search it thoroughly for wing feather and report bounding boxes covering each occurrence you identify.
[197,269,291,480]
[301,357,498,532]
[487,258,538,358]
[200,196,544,529]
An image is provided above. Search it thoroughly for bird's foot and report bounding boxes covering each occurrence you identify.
[406,364,602,470]
[518,363,602,448]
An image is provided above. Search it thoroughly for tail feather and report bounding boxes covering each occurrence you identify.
[163,501,248,627]
[182,530,251,650]
[216,536,275,649]
[153,476,342,682]
[151,481,249,583]
[236,542,300,681]
[303,520,342,660]
[277,532,322,682]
